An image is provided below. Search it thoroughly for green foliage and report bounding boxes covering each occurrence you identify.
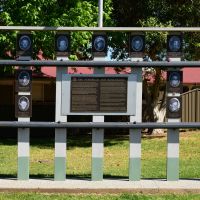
[0,0,199,126]
[0,0,113,74]
[139,17,172,60]
[112,0,200,60]
[0,0,113,58]
[112,1,200,128]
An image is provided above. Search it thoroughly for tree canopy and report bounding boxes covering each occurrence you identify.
[0,0,199,61]
[0,0,200,128]
[112,0,200,128]
[112,0,200,60]
[0,0,112,60]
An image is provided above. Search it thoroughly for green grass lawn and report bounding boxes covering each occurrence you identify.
[0,130,200,179]
[0,193,200,200]
[0,130,200,199]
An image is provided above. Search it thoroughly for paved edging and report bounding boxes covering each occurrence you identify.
[0,179,199,193]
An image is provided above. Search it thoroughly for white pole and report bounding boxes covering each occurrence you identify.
[98,0,103,27]
[91,1,104,180]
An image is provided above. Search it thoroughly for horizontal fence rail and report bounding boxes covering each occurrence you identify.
[0,121,200,129]
[0,60,200,67]
[0,26,200,32]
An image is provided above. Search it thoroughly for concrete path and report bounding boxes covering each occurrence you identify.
[0,179,200,193]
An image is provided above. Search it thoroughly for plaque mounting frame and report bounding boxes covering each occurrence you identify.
[61,74,137,116]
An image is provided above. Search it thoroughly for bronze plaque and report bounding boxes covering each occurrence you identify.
[71,77,127,112]
[16,33,33,57]
[15,69,32,92]
[15,94,32,118]
[166,71,183,94]
[166,96,182,119]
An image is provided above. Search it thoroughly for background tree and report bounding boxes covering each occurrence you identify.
[112,0,200,61]
[0,0,200,132]
[111,0,200,132]
[0,0,113,73]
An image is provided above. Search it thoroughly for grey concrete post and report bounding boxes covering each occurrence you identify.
[54,57,68,181]
[18,117,30,180]
[129,57,143,181]
[91,57,105,181]
[167,55,181,181]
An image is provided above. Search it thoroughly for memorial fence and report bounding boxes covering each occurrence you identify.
[0,26,200,181]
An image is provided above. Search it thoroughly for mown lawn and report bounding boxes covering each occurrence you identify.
[0,193,200,200]
[0,130,200,199]
[0,130,199,179]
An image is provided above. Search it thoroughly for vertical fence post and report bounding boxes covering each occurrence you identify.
[167,89,180,181]
[166,33,182,180]
[54,58,68,181]
[128,32,144,181]
[129,63,143,181]
[18,118,30,180]
[16,31,32,180]
[91,1,105,178]
[91,52,105,180]
[54,126,66,181]
[129,125,141,181]
[92,116,104,181]
[167,125,179,180]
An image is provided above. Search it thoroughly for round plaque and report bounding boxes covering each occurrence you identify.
[18,71,30,87]
[18,96,30,112]
[131,36,144,52]
[169,72,181,88]
[57,35,69,52]
[94,36,106,52]
[19,36,31,51]
[169,36,181,52]
[168,97,180,112]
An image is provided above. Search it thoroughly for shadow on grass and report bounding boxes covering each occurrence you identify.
[29,174,54,180]
[31,173,130,181]
[0,132,169,149]
[0,134,129,149]
[0,174,17,179]
[0,139,17,146]
[0,173,128,180]
[67,137,127,149]
[30,137,127,149]
[0,173,200,182]
[28,174,128,181]
[142,135,166,140]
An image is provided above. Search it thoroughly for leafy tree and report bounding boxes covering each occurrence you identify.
[1,0,200,131]
[0,0,113,74]
[112,0,200,60]
[112,0,200,132]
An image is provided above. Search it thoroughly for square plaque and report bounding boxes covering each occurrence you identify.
[70,77,127,112]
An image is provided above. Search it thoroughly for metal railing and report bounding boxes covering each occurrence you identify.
[0,121,200,129]
[0,60,200,67]
[0,26,200,32]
